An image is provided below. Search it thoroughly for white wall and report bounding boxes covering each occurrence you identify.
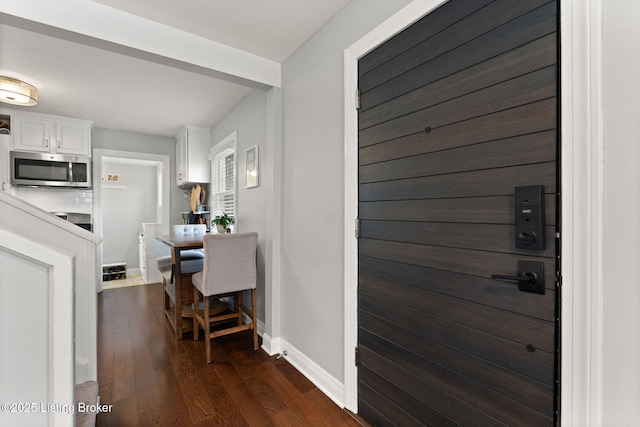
[601,0,640,422]
[280,0,412,384]
[210,90,269,322]
[102,158,158,269]
[92,128,185,225]
[204,3,414,390]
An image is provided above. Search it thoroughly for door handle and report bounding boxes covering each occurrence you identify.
[491,260,545,294]
[491,272,537,284]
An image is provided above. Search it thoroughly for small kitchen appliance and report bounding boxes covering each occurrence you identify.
[10,151,91,188]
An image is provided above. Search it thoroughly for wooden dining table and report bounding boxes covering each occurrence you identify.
[156,232,208,340]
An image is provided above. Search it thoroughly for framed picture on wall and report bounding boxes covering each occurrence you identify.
[245,145,259,188]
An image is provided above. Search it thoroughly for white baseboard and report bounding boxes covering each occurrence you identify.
[258,319,281,356]
[127,267,141,276]
[256,321,345,408]
[261,333,282,357]
[263,335,346,408]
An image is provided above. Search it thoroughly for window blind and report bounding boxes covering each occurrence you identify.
[211,148,235,218]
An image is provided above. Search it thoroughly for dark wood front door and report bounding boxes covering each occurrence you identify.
[357,0,559,425]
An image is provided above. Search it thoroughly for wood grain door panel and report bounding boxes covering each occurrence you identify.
[359,98,557,164]
[357,0,559,425]
[359,1,557,109]
[359,256,556,321]
[358,33,557,130]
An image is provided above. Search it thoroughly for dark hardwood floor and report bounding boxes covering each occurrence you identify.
[97,283,368,426]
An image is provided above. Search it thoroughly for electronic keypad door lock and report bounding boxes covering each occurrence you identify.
[515,185,546,250]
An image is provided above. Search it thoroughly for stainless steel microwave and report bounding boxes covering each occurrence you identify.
[10,151,91,188]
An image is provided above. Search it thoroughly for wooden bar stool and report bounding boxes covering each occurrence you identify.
[192,232,259,363]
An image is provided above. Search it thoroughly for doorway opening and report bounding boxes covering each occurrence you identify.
[93,149,170,293]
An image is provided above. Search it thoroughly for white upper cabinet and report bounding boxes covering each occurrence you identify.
[175,126,210,186]
[176,128,188,186]
[55,120,90,155]
[12,116,50,152]
[0,134,10,193]
[12,113,92,156]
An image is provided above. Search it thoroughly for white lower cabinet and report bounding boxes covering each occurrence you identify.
[139,223,162,284]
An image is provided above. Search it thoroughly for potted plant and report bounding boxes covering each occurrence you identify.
[212,212,234,233]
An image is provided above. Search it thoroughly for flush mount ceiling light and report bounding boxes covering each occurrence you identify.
[0,76,38,106]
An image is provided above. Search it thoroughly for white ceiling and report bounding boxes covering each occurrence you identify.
[0,0,351,137]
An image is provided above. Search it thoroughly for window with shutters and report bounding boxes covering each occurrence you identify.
[210,132,237,231]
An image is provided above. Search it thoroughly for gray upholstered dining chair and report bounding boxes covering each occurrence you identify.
[154,224,207,340]
[172,223,206,264]
[192,232,259,363]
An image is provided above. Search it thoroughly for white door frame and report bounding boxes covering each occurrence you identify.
[93,148,171,292]
[343,0,604,423]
